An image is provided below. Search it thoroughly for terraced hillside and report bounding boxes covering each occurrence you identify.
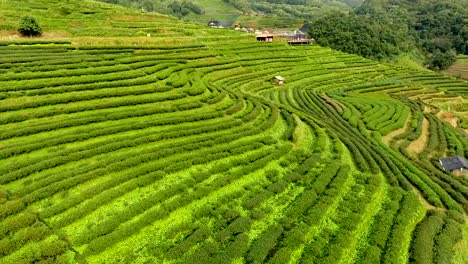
[0,0,249,44]
[446,55,468,80]
[0,40,467,264]
[0,1,468,264]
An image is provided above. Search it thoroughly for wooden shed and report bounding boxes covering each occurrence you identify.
[272,76,285,85]
[257,34,274,42]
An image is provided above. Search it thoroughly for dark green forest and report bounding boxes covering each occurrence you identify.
[309,0,468,70]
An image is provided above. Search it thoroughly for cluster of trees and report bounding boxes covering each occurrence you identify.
[410,1,467,69]
[308,0,468,70]
[308,12,410,60]
[168,1,204,18]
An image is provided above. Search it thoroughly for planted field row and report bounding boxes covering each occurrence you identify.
[245,44,467,264]
[0,41,466,264]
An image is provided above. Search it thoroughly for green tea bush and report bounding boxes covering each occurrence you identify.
[247,225,283,263]
[410,213,445,264]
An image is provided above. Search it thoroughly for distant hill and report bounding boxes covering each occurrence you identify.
[307,0,468,70]
[95,0,364,28]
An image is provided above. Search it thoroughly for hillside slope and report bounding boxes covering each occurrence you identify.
[0,1,467,264]
[0,0,247,43]
[95,0,364,27]
[307,0,468,71]
[446,55,468,80]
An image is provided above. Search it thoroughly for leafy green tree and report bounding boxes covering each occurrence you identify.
[426,49,457,70]
[18,16,42,37]
[309,14,408,60]
[313,0,467,70]
[168,0,203,18]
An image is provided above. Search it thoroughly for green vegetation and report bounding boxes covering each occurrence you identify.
[308,0,468,70]
[446,55,468,79]
[17,16,42,37]
[0,0,467,263]
[94,0,361,27]
[309,13,410,60]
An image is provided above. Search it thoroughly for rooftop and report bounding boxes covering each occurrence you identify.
[439,156,468,171]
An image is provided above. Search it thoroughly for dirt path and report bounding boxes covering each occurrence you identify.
[407,117,429,156]
[437,110,459,128]
[424,105,434,113]
[382,113,412,145]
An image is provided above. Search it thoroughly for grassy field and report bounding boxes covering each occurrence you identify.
[446,55,468,80]
[0,0,467,263]
[0,0,248,41]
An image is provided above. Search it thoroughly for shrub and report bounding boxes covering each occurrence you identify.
[410,214,445,264]
[18,16,42,37]
[247,225,283,263]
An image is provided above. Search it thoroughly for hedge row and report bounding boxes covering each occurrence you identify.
[410,212,446,264]
[382,192,426,264]
[0,92,199,140]
[359,187,404,264]
[0,109,225,161]
[25,131,269,209]
[82,145,290,256]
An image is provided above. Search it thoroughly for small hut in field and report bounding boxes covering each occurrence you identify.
[439,156,468,176]
[257,34,274,42]
[272,76,285,85]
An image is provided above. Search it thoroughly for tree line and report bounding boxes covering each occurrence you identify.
[308,0,468,70]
